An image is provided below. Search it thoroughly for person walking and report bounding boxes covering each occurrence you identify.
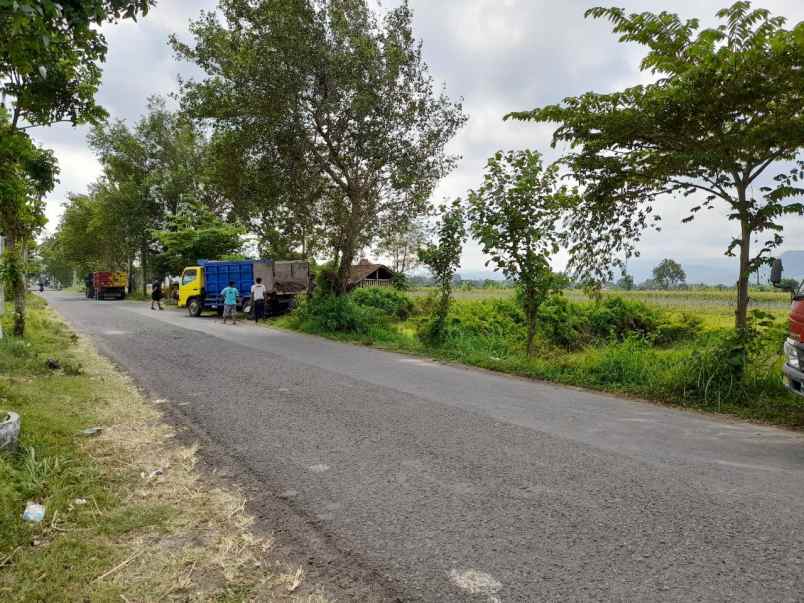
[250,277,267,323]
[220,281,240,325]
[151,281,164,310]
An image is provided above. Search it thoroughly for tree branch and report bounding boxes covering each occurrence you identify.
[669,179,733,203]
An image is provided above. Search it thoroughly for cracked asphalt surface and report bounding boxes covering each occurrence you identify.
[48,292,804,602]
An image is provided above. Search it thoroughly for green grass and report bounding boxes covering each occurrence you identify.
[0,297,173,600]
[276,289,804,428]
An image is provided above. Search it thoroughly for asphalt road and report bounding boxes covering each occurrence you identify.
[48,292,804,602]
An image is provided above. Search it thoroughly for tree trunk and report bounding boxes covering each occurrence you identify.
[525,291,537,357]
[735,216,751,331]
[333,194,362,296]
[6,232,26,337]
[128,256,134,294]
[141,246,149,297]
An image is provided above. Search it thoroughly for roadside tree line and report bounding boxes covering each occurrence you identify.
[7,0,804,342]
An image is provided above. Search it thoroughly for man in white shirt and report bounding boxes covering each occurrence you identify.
[250,277,267,323]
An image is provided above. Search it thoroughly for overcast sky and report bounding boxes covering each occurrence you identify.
[33,0,804,279]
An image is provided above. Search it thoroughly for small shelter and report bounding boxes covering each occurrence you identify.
[348,258,394,289]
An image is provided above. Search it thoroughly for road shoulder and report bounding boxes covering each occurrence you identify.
[0,298,323,600]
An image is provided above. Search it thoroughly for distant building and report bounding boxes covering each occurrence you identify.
[349,258,394,289]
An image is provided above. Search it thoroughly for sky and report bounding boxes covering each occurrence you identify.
[32,0,804,282]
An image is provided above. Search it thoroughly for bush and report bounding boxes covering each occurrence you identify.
[351,287,414,320]
[536,296,589,350]
[292,294,385,335]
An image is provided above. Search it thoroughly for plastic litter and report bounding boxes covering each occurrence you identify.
[73,498,88,506]
[22,502,46,523]
[78,427,103,437]
[141,468,164,480]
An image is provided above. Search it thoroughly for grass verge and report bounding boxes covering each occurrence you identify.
[0,297,321,601]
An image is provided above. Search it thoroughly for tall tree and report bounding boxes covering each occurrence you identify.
[0,0,153,334]
[0,113,57,335]
[87,99,215,292]
[507,2,804,330]
[468,150,570,356]
[653,258,686,290]
[174,0,466,294]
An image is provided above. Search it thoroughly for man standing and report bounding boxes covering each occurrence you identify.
[250,277,267,323]
[220,281,240,325]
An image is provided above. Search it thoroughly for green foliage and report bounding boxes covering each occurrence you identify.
[175,0,467,293]
[291,294,385,336]
[616,273,635,290]
[653,259,687,290]
[507,3,804,330]
[468,149,574,355]
[417,201,465,343]
[152,203,244,276]
[351,288,414,320]
[391,271,410,291]
[0,1,153,130]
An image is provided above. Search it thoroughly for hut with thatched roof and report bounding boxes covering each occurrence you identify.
[348,258,394,289]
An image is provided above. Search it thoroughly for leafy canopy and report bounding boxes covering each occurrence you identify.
[174,0,466,292]
[507,2,804,328]
[468,150,572,355]
[1,0,154,128]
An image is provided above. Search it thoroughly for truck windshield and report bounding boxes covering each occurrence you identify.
[182,270,197,286]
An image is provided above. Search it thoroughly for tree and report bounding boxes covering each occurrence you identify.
[87,99,216,292]
[507,2,804,330]
[616,273,635,291]
[37,234,74,287]
[374,217,429,274]
[152,204,245,276]
[653,259,687,290]
[0,113,57,336]
[174,0,466,294]
[0,0,152,335]
[468,150,571,356]
[417,201,465,343]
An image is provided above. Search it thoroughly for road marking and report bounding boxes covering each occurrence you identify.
[449,569,502,602]
[103,329,130,335]
[309,463,330,473]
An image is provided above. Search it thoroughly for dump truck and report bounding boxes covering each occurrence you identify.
[85,272,128,300]
[177,259,308,317]
[771,259,804,397]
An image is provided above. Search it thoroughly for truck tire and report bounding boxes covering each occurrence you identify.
[188,298,203,317]
[119,291,126,300]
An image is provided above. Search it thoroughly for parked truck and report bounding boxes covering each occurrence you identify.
[771,259,804,397]
[177,259,309,317]
[85,271,128,300]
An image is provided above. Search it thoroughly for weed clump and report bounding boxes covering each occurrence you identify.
[351,287,415,320]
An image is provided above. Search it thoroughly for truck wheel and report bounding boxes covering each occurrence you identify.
[188,298,203,317]
[119,292,126,300]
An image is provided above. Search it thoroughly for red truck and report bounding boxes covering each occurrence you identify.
[85,272,128,300]
[771,259,804,396]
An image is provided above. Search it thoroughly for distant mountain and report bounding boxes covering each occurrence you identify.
[619,251,804,286]
[457,270,506,282]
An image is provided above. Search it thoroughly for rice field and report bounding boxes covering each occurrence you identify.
[410,286,794,329]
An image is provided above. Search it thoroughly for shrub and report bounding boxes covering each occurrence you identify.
[351,287,414,320]
[536,295,589,350]
[291,294,385,335]
[587,297,658,340]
